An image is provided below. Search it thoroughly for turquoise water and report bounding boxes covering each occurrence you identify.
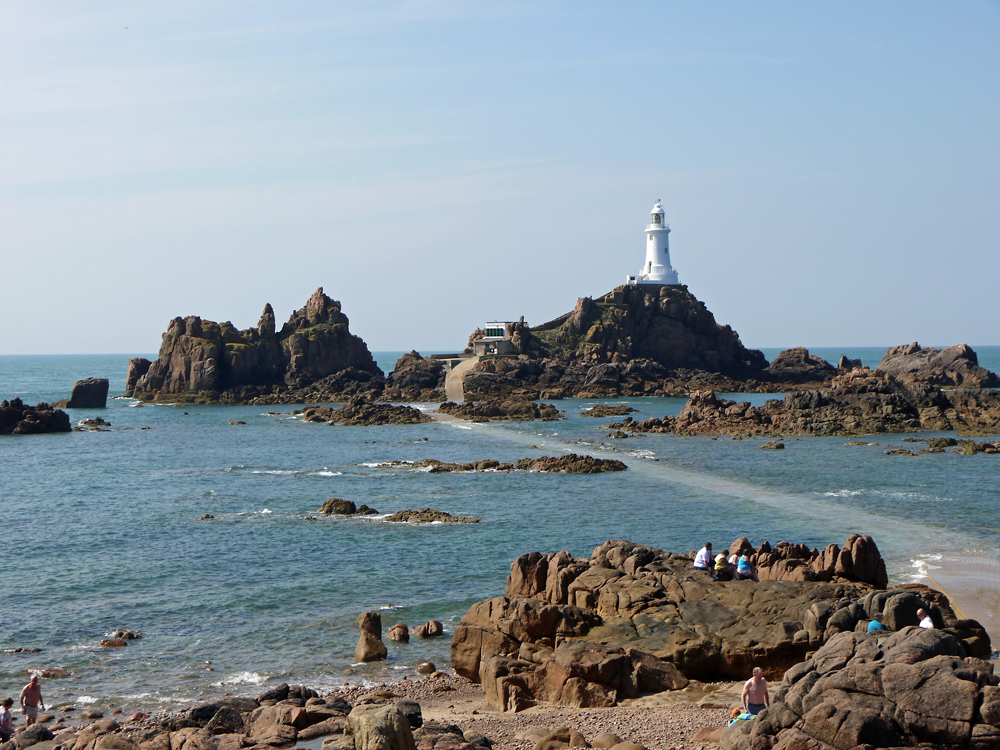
[1,349,999,713]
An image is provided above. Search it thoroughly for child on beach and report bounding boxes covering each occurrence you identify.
[0,697,14,742]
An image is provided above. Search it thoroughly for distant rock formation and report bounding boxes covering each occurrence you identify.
[369,454,627,473]
[608,368,1000,437]
[877,342,1000,388]
[1,398,71,435]
[460,285,772,399]
[383,508,480,524]
[451,539,989,712]
[383,351,445,401]
[127,289,383,403]
[765,347,836,384]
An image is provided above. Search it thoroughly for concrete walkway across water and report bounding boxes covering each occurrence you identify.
[444,356,480,403]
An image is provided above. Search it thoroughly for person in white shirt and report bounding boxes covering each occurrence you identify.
[917,608,934,629]
[694,542,716,579]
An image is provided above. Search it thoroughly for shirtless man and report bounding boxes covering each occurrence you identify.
[741,667,770,716]
[20,674,44,727]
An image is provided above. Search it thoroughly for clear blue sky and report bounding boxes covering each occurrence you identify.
[2,2,998,355]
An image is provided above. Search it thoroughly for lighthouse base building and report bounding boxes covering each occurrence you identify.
[627,201,680,286]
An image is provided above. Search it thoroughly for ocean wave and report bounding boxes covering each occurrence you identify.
[311,470,343,477]
[251,469,298,475]
[821,490,865,497]
[76,696,97,704]
[212,671,269,687]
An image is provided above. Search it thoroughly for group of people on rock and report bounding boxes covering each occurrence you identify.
[693,542,759,582]
[0,675,45,743]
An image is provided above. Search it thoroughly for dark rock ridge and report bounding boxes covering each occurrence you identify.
[722,627,1000,750]
[383,508,480,524]
[450,539,989,713]
[373,455,627,474]
[126,288,383,403]
[437,399,562,422]
[0,398,72,435]
[608,368,1000,437]
[877,341,1000,388]
[580,404,636,417]
[297,397,432,426]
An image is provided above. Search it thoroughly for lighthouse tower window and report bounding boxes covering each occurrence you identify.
[651,214,661,225]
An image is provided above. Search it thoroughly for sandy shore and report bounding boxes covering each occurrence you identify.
[324,675,736,750]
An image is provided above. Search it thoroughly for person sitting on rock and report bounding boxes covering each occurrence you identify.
[917,608,935,629]
[693,542,716,579]
[867,614,884,632]
[736,553,759,582]
[715,553,736,580]
[741,667,770,716]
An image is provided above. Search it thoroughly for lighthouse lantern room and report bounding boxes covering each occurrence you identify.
[627,201,680,286]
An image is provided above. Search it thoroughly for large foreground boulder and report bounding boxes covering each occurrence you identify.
[721,627,1000,750]
[877,342,1000,388]
[451,540,990,712]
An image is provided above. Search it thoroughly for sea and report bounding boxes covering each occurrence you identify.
[2,346,999,713]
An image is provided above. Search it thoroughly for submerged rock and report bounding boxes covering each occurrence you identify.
[383,508,480,524]
[580,404,637,418]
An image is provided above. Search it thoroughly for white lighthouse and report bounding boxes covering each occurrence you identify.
[627,201,680,286]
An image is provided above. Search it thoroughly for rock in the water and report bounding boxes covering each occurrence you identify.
[320,498,357,515]
[725,627,1000,750]
[877,341,1000,388]
[412,621,443,638]
[383,351,446,401]
[765,347,836,384]
[0,398,71,436]
[383,509,480,524]
[300,397,431,426]
[387,623,409,642]
[66,378,110,408]
[355,612,387,663]
[438,399,562,422]
[580,404,636,418]
[513,454,627,473]
[759,440,784,450]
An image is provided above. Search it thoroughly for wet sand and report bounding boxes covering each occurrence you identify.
[925,554,1000,640]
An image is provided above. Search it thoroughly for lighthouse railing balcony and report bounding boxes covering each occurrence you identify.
[646,223,670,231]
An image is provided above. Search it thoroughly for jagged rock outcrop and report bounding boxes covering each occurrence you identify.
[0,398,72,435]
[451,539,989,712]
[837,354,862,372]
[297,397,432,426]
[437,399,562,422]
[764,348,836,384]
[877,342,1000,388]
[608,368,1000,437]
[721,628,1000,750]
[127,289,383,404]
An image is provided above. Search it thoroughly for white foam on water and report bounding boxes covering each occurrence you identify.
[312,471,343,477]
[259,508,273,515]
[821,489,865,497]
[252,469,297,475]
[213,671,268,687]
[76,696,97,704]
